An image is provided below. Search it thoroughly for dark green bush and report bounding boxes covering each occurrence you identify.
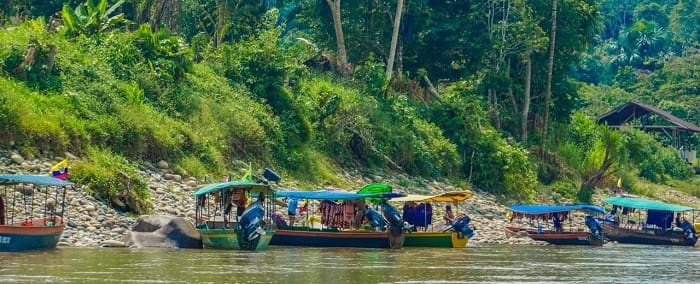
[623,128,693,182]
[430,82,536,200]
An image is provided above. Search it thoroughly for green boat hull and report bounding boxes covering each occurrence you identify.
[403,231,468,248]
[199,228,274,251]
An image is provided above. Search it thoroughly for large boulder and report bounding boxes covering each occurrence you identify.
[124,215,201,249]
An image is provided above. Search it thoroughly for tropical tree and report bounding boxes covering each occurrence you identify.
[61,0,128,37]
[541,0,558,157]
[325,0,349,75]
[132,23,193,82]
[578,125,624,202]
[385,0,403,80]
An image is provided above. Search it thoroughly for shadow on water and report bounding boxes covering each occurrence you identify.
[1,244,699,283]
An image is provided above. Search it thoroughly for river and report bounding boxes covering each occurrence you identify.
[1,244,699,283]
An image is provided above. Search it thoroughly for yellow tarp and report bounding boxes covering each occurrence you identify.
[392,191,473,203]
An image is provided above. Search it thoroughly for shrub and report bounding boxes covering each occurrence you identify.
[71,147,151,214]
[548,179,579,203]
[622,128,693,183]
[174,155,210,182]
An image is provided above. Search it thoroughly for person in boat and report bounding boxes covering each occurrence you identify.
[255,193,265,205]
[443,205,455,225]
[604,211,614,221]
[233,189,247,216]
[287,198,299,226]
[675,213,683,229]
[553,213,562,232]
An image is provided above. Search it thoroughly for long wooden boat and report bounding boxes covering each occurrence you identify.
[270,184,407,249]
[504,225,536,238]
[193,170,279,251]
[601,196,697,246]
[393,191,475,248]
[0,175,71,252]
[527,230,604,246]
[506,204,606,246]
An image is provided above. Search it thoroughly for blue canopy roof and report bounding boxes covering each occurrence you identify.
[276,190,405,200]
[192,180,272,196]
[0,175,73,186]
[603,196,694,212]
[508,204,605,215]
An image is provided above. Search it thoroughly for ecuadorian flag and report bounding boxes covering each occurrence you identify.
[51,158,69,180]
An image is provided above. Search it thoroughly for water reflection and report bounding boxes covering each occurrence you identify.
[0,244,699,283]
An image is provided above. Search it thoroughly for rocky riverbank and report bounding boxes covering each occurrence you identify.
[1,150,544,247]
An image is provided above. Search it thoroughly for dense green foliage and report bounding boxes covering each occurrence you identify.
[0,0,698,211]
[71,147,151,214]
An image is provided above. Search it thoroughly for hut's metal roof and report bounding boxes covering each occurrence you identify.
[597,101,700,133]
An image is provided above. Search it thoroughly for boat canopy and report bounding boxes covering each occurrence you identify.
[192,180,273,196]
[356,183,398,203]
[276,190,405,200]
[392,191,473,203]
[603,196,694,212]
[0,174,73,186]
[508,204,605,215]
[357,183,392,194]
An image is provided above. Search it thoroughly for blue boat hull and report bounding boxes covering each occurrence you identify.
[0,222,64,252]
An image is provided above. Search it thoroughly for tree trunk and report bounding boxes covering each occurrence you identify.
[326,0,349,75]
[396,36,403,77]
[582,158,614,189]
[385,0,404,80]
[542,0,558,157]
[521,53,532,143]
[421,74,442,102]
[150,0,181,32]
[489,89,501,130]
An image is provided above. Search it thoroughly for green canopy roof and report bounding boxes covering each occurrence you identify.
[357,183,394,203]
[603,196,694,212]
[192,180,272,196]
[357,183,392,194]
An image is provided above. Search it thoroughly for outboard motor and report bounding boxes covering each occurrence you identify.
[263,168,281,183]
[365,207,385,231]
[238,202,265,241]
[450,215,475,239]
[681,220,697,244]
[383,202,413,232]
[585,215,603,240]
[381,202,406,229]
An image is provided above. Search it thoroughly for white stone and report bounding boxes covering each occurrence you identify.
[100,240,126,247]
[10,153,24,164]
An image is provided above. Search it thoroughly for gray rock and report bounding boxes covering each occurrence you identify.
[64,152,78,160]
[166,208,179,216]
[10,153,24,164]
[157,160,169,169]
[124,215,201,249]
[100,240,126,247]
[163,174,182,182]
[111,227,126,234]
